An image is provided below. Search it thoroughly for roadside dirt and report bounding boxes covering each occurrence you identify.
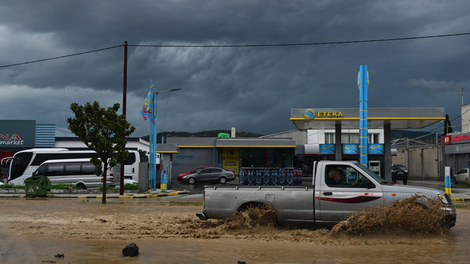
[1,197,469,263]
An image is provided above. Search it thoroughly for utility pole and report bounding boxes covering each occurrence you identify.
[436,132,440,180]
[120,41,128,195]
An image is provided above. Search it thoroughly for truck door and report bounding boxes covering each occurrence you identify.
[318,164,384,223]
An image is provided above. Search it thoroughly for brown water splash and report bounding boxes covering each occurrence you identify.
[331,194,449,235]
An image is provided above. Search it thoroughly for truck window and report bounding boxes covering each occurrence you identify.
[325,165,365,188]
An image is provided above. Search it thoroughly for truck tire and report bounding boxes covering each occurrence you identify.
[219,177,227,184]
[188,177,196,185]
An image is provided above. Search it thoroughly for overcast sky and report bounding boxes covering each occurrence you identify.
[1,0,470,137]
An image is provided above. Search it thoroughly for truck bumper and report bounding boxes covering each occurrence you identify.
[441,205,457,227]
[196,211,208,220]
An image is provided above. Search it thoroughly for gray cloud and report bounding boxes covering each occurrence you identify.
[1,0,470,136]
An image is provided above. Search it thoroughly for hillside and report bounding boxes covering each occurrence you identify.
[142,130,264,143]
[141,129,439,145]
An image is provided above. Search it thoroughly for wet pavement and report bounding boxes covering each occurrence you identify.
[1,193,469,263]
[1,179,469,201]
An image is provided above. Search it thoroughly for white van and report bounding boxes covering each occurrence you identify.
[32,158,113,189]
[8,149,147,185]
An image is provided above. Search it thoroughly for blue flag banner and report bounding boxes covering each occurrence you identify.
[142,80,158,190]
[141,81,156,123]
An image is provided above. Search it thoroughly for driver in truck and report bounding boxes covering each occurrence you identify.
[327,168,357,187]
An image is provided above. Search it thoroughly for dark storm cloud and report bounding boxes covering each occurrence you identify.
[1,0,470,136]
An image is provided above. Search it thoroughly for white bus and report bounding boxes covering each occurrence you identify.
[8,148,148,185]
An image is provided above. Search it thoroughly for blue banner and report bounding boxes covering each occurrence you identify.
[343,144,359,155]
[369,144,384,155]
[320,144,335,155]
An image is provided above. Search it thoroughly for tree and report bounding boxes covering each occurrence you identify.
[443,114,452,136]
[67,101,136,204]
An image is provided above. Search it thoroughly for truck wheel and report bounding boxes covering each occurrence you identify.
[188,177,196,185]
[77,183,87,190]
[219,177,227,184]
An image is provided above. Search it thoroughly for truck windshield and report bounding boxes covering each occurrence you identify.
[353,162,387,184]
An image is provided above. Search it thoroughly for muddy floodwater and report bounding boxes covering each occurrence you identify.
[0,197,469,264]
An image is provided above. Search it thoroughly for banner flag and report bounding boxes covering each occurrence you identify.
[141,81,156,123]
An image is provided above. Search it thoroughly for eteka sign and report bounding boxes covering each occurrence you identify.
[304,109,344,120]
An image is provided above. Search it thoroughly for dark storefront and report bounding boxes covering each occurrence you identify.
[443,133,470,176]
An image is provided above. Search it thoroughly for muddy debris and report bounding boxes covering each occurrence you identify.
[122,243,139,257]
[1,196,453,246]
[332,194,449,235]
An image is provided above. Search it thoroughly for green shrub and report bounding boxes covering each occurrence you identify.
[51,184,74,190]
[97,183,139,190]
[98,185,116,190]
[124,183,138,190]
[0,184,24,189]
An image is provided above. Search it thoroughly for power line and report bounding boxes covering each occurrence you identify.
[1,32,470,69]
[130,32,470,48]
[0,45,123,69]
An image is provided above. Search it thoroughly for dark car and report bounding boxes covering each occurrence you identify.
[391,164,408,184]
[181,167,235,185]
[177,166,215,181]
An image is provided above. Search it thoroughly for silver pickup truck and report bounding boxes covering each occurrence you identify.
[196,160,456,227]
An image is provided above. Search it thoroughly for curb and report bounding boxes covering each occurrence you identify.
[0,191,191,199]
[58,190,191,199]
[451,197,469,202]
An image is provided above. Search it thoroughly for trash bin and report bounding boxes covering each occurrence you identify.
[24,176,52,197]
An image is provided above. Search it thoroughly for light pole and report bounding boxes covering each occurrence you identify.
[152,88,181,191]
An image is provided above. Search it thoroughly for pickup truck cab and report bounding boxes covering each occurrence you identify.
[197,161,456,227]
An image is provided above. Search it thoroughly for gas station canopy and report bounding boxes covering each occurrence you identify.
[290,108,445,130]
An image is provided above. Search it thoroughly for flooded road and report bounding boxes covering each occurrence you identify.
[0,197,469,263]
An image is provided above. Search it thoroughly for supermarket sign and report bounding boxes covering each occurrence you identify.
[0,120,36,148]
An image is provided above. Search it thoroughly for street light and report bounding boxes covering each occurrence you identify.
[153,88,181,191]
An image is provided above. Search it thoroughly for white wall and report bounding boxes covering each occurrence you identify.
[306,129,384,144]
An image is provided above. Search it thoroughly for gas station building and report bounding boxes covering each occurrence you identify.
[166,107,445,183]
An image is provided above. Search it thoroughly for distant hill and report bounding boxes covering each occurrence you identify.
[141,130,264,143]
[140,129,438,145]
[391,129,439,139]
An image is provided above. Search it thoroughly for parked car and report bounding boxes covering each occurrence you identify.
[391,164,408,184]
[177,166,215,181]
[181,167,235,185]
[453,168,469,185]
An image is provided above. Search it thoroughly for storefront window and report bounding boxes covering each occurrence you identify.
[239,148,288,168]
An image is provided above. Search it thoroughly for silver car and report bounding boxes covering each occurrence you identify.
[453,168,469,185]
[182,167,235,185]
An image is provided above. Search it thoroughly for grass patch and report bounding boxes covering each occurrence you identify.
[98,183,138,191]
[1,184,76,189]
[0,184,24,189]
[51,184,74,190]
